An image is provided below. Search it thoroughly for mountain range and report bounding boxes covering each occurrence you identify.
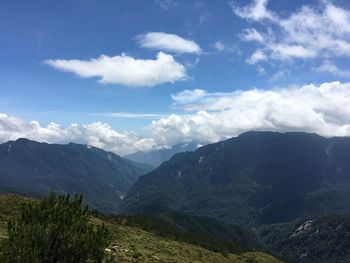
[121,131,350,227]
[0,138,152,213]
[2,132,350,262]
[120,131,350,261]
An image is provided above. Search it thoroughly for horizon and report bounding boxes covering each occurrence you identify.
[3,130,348,157]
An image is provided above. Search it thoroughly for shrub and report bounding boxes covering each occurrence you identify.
[0,192,111,263]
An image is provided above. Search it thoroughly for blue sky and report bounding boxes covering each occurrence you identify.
[1,0,350,155]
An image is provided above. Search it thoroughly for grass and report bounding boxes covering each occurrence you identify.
[0,194,283,263]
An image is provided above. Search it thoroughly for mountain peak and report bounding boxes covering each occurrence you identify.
[0,138,152,214]
[15,137,32,143]
[237,130,321,138]
[121,132,350,226]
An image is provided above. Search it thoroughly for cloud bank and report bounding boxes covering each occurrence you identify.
[136,32,202,54]
[0,113,156,155]
[150,81,350,144]
[2,82,350,154]
[45,52,187,87]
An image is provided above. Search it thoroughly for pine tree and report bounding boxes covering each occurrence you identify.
[0,192,111,263]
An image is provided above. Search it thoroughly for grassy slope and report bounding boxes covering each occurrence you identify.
[0,194,282,263]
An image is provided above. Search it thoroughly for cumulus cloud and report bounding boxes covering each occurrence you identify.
[3,82,350,153]
[0,113,156,155]
[45,52,187,87]
[149,81,350,144]
[136,32,202,54]
[231,0,350,66]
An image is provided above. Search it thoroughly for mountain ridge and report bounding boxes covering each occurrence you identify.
[0,138,152,213]
[120,131,350,226]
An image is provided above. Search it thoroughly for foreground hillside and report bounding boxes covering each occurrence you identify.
[0,138,152,213]
[0,194,282,263]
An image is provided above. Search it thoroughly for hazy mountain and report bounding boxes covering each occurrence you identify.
[124,141,201,168]
[120,131,350,227]
[0,138,152,213]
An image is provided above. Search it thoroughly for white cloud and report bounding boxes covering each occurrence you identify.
[213,41,225,52]
[92,112,166,119]
[315,60,350,77]
[149,82,350,144]
[212,41,237,53]
[246,49,267,64]
[136,32,202,54]
[230,0,276,21]
[171,89,207,104]
[240,28,264,42]
[271,44,317,59]
[0,113,157,155]
[154,0,178,10]
[232,0,350,66]
[45,52,187,87]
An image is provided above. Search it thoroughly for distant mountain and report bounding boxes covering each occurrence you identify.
[124,141,201,167]
[0,138,151,213]
[120,131,350,227]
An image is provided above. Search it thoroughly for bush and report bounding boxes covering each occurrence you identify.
[0,192,111,263]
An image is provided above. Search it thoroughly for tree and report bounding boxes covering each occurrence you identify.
[0,192,111,263]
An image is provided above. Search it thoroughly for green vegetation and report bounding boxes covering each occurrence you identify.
[259,213,350,262]
[99,218,282,263]
[0,193,111,263]
[0,194,282,263]
[107,214,247,255]
[0,194,30,239]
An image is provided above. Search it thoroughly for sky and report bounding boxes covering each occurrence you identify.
[1,0,350,155]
